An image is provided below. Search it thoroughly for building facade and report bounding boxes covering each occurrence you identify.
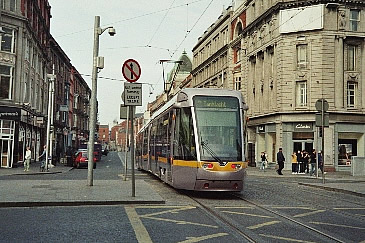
[0,0,90,168]
[192,0,365,172]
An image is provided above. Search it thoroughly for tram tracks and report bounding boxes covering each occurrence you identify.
[183,190,348,243]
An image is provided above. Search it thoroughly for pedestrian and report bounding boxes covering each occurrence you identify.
[276,148,285,175]
[310,149,317,176]
[66,146,73,167]
[24,146,31,172]
[291,151,298,174]
[260,151,267,171]
[302,150,309,174]
[38,145,47,171]
[318,151,325,174]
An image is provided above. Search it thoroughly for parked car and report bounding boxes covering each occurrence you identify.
[78,143,102,161]
[73,150,97,169]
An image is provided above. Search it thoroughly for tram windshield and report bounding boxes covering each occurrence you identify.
[194,96,242,162]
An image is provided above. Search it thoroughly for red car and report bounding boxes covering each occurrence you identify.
[73,150,97,169]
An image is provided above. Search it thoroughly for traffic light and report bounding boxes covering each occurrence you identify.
[318,127,323,137]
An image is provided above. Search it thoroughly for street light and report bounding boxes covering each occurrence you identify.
[159,60,183,93]
[87,16,115,186]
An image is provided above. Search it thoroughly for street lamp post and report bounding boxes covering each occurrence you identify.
[46,68,55,171]
[87,16,115,186]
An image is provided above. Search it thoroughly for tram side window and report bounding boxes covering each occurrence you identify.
[142,129,148,157]
[174,108,196,160]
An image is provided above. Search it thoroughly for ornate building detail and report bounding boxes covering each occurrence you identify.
[338,10,346,30]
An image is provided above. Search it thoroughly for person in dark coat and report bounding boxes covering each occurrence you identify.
[276,148,285,175]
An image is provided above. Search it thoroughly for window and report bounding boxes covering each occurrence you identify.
[0,0,4,10]
[10,0,15,11]
[296,81,307,107]
[296,44,307,69]
[235,77,241,90]
[0,27,14,53]
[350,10,360,31]
[347,45,356,71]
[0,65,12,99]
[347,81,356,108]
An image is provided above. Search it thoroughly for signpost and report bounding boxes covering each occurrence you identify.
[121,59,141,197]
[315,98,329,183]
[122,59,141,83]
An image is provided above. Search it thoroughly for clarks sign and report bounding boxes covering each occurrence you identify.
[294,123,312,131]
[0,107,20,120]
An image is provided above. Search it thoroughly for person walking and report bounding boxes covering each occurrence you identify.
[310,149,317,176]
[260,151,268,171]
[276,148,285,175]
[24,146,31,172]
[38,145,47,171]
[291,151,298,174]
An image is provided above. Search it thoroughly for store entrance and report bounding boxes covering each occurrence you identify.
[0,139,12,167]
[294,141,313,153]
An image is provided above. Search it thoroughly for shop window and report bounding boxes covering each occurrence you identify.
[347,81,356,108]
[349,9,360,31]
[338,139,357,166]
[296,81,307,107]
[0,65,12,99]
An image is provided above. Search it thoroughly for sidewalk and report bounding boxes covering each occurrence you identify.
[0,162,165,207]
[247,166,365,197]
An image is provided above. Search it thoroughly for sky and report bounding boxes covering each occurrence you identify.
[48,0,234,127]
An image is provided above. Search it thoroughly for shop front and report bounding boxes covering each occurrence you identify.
[335,123,365,172]
[0,106,19,168]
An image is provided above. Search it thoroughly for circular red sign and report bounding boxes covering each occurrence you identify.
[122,59,141,83]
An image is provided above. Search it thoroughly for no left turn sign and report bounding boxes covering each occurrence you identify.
[122,59,141,83]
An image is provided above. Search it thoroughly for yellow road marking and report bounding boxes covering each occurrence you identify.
[271,206,312,210]
[178,233,229,243]
[125,206,153,243]
[334,208,365,210]
[310,221,365,230]
[141,206,196,217]
[293,210,326,218]
[247,221,281,229]
[222,210,274,218]
[143,216,218,228]
[215,206,253,209]
[260,233,318,243]
[135,206,196,209]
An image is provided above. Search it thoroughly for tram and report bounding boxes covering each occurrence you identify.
[136,88,248,191]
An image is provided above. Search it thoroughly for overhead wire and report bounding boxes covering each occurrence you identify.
[146,0,177,47]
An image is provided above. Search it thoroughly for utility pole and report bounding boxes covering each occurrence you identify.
[46,67,55,171]
[87,16,115,186]
[124,106,129,181]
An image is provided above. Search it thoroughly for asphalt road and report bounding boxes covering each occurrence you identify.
[1,151,364,243]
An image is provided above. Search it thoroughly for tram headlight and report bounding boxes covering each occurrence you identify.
[231,164,242,169]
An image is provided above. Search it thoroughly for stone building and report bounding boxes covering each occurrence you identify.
[0,0,90,168]
[192,0,365,172]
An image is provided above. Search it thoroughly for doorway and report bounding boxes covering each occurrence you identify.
[0,139,12,167]
[294,141,313,153]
